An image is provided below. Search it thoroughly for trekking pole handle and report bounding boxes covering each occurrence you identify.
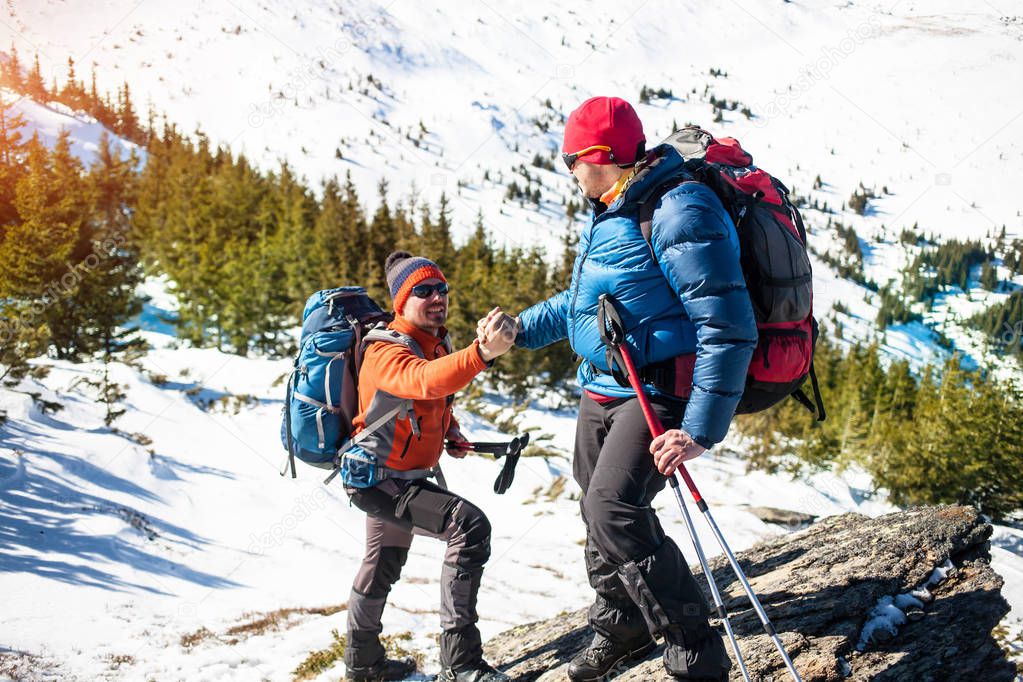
[611,329,704,505]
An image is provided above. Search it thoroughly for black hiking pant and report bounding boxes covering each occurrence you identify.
[575,392,730,677]
[345,477,491,672]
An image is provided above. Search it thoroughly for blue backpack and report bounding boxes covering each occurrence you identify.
[279,287,392,478]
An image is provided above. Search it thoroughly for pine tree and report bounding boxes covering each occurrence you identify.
[61,56,87,110]
[310,176,352,289]
[25,54,47,101]
[339,171,368,279]
[447,212,494,348]
[117,82,141,142]
[420,193,455,271]
[71,132,145,361]
[367,180,397,303]
[0,105,28,226]
[0,110,48,386]
[980,260,998,291]
[1,44,22,90]
[1,133,82,354]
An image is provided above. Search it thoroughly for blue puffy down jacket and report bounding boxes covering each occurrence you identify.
[516,144,758,449]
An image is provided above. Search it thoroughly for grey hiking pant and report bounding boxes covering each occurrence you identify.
[574,392,719,646]
[344,477,491,671]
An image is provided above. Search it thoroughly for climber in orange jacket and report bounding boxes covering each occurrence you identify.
[342,250,515,682]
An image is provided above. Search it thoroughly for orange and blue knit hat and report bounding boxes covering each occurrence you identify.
[384,250,447,314]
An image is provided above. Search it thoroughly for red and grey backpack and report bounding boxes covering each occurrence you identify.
[638,127,826,421]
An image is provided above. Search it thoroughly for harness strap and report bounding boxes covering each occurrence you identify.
[322,396,415,484]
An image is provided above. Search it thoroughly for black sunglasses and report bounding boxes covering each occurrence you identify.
[561,140,646,171]
[411,282,450,298]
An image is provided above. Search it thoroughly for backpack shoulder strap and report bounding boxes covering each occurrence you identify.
[363,324,455,404]
[441,334,454,356]
[637,175,694,261]
[363,325,427,359]
[440,334,456,406]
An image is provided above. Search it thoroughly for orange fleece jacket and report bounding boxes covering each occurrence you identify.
[352,315,488,470]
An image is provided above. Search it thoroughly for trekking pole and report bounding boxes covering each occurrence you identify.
[598,294,801,682]
[670,477,750,682]
[443,433,529,494]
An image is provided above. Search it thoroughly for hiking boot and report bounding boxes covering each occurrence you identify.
[662,625,730,681]
[567,633,657,681]
[436,661,510,682]
[345,655,417,681]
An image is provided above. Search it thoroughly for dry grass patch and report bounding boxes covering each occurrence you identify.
[226,603,346,639]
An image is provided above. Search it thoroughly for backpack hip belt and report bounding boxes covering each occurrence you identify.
[588,354,694,398]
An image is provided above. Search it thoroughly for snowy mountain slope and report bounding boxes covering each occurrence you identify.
[1,292,937,681]
[8,75,1022,382]
[2,1,1023,678]
[0,87,143,165]
[4,0,1021,256]
[6,0,1022,380]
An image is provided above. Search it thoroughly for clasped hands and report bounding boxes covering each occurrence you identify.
[473,307,704,475]
[475,307,519,362]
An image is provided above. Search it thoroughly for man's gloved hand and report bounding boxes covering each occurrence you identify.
[650,428,706,477]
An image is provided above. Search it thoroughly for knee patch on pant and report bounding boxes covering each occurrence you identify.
[398,483,458,534]
[447,501,492,570]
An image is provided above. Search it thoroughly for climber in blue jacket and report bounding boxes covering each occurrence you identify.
[488,96,757,681]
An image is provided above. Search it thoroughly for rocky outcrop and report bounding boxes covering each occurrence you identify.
[484,506,1015,681]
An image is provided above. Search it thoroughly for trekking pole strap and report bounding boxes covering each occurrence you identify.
[598,294,705,501]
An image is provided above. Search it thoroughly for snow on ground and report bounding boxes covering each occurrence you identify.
[0,88,144,167]
[2,1,1023,677]
[2,289,1020,680]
